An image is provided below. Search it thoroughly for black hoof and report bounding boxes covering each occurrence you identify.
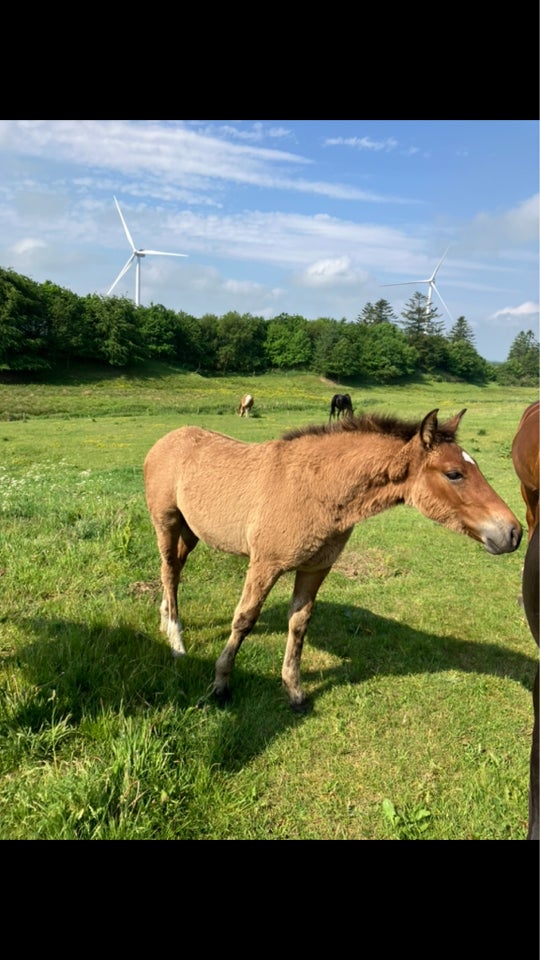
[290,698,312,715]
[212,687,232,708]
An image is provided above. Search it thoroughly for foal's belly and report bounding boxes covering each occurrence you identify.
[297,529,354,572]
[183,509,250,556]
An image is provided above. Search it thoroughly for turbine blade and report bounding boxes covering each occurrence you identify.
[139,249,188,258]
[431,245,451,280]
[380,280,425,288]
[114,196,136,252]
[107,254,136,295]
[433,283,453,322]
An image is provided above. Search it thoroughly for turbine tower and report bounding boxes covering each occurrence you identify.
[381,247,453,321]
[107,196,187,307]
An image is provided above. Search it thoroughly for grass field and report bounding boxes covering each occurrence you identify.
[0,366,537,839]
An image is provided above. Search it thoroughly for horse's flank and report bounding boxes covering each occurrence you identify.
[511,399,539,538]
[144,409,522,711]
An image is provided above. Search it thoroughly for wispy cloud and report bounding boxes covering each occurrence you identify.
[491,300,539,319]
[0,120,413,205]
[324,136,399,151]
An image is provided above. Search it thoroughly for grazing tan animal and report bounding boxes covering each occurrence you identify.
[144,408,522,712]
[511,400,539,840]
[237,394,254,417]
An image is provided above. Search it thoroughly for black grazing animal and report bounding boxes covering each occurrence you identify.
[329,393,353,421]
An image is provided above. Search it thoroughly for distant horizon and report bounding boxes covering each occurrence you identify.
[5,262,534,373]
[1,120,537,363]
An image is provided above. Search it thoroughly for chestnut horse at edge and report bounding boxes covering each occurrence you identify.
[511,399,539,841]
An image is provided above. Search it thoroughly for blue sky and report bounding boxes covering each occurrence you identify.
[0,119,538,363]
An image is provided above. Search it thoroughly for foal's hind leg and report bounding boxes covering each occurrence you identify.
[154,512,198,656]
[213,560,282,704]
[283,567,331,712]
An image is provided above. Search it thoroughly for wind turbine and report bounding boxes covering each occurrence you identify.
[381,247,453,321]
[107,196,187,307]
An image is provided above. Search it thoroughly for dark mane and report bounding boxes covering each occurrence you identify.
[281,412,458,444]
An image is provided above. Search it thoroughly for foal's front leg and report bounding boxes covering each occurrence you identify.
[283,567,331,712]
[213,561,281,704]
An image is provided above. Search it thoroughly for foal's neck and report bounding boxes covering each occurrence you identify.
[329,432,410,524]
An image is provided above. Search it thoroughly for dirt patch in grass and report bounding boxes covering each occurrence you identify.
[333,548,404,581]
[129,580,162,599]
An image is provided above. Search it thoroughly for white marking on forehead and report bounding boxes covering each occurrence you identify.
[462,450,476,465]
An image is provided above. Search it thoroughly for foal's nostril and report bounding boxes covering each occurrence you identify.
[512,526,523,550]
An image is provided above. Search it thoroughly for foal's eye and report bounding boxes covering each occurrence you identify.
[445,470,463,481]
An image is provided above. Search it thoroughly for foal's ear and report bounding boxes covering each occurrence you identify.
[441,408,467,434]
[420,408,467,447]
[419,409,439,448]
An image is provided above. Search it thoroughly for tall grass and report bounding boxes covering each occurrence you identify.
[0,368,537,839]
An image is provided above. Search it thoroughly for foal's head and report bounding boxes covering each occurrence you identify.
[405,408,522,554]
[282,408,521,555]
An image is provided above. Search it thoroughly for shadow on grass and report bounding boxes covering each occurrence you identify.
[9,600,537,774]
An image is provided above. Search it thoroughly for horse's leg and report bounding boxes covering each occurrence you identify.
[522,523,539,839]
[212,561,282,704]
[528,666,539,840]
[282,566,331,712]
[154,512,199,656]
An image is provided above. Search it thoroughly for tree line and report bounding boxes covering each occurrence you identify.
[0,266,538,385]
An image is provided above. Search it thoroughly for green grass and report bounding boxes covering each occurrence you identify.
[0,366,537,839]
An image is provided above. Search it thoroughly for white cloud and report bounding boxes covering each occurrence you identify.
[223,278,265,295]
[214,123,293,143]
[324,136,398,152]
[299,257,369,288]
[470,193,539,247]
[491,300,540,319]
[13,237,47,255]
